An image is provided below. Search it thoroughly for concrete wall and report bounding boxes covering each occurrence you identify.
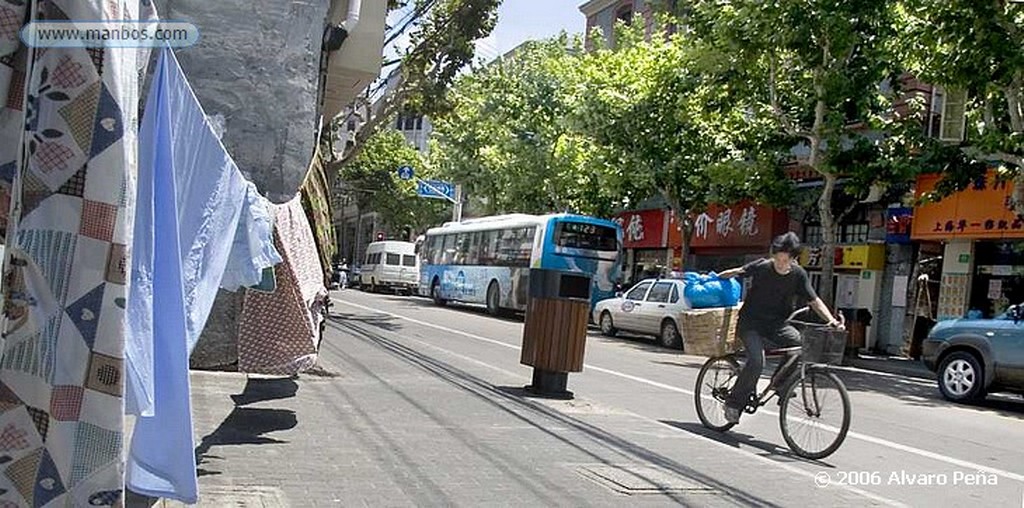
[155,0,329,203]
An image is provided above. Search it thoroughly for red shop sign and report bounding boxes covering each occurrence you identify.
[669,202,783,248]
[613,209,668,249]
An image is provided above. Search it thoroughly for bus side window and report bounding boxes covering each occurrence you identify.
[442,234,457,265]
[468,231,482,265]
[480,230,497,266]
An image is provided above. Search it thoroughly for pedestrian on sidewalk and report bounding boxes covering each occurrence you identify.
[717,232,845,424]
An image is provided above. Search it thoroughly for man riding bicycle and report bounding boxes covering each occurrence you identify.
[717,232,845,424]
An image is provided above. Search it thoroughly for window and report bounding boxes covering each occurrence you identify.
[670,284,680,304]
[441,234,457,265]
[467,231,482,265]
[387,253,400,266]
[804,225,823,246]
[616,5,633,25]
[479,230,498,265]
[940,88,968,142]
[402,255,416,267]
[626,282,651,301]
[455,233,471,265]
[647,282,673,303]
[555,222,619,251]
[841,224,869,244]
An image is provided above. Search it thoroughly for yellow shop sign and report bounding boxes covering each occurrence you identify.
[799,244,885,271]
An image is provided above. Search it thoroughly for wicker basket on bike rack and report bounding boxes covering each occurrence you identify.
[680,305,741,357]
[801,326,847,364]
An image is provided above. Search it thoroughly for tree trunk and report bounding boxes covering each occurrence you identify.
[681,219,693,270]
[809,65,836,307]
[818,173,838,307]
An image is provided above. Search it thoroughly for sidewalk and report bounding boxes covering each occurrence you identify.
[844,352,933,380]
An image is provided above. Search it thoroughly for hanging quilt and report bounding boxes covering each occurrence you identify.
[0,0,150,506]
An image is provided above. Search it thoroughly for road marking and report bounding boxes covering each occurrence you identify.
[332,306,906,507]
[335,299,1024,485]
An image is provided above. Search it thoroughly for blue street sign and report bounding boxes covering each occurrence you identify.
[397,165,415,181]
[416,179,455,200]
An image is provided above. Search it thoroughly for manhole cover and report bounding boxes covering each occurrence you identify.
[195,486,289,507]
[579,465,716,495]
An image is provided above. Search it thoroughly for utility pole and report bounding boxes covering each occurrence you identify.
[452,184,463,223]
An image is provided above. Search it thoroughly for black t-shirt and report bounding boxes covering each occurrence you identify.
[738,258,817,329]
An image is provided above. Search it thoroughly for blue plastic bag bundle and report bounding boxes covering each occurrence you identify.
[683,272,742,308]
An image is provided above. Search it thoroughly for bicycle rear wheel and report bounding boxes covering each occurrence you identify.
[779,368,851,460]
[695,355,740,432]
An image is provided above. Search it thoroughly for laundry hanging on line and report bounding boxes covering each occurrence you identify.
[124,46,281,504]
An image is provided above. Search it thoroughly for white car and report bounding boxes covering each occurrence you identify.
[593,278,691,349]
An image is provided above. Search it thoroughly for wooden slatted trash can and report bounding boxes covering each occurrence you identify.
[520,268,592,399]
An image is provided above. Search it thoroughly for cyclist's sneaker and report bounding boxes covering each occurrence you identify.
[725,405,741,424]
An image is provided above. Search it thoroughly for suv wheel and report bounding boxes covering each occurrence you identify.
[938,351,986,403]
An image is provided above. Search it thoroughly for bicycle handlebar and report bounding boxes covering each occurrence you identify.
[786,306,845,329]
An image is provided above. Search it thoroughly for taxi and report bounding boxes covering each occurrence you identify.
[593,277,691,349]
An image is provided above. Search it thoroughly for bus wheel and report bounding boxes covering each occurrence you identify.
[486,282,501,317]
[432,279,447,307]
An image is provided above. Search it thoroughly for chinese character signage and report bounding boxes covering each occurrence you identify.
[912,172,1024,240]
[886,207,913,244]
[670,202,784,249]
[613,209,667,249]
[799,244,885,270]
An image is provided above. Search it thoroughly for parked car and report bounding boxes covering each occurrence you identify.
[922,305,1024,403]
[592,278,691,349]
[360,241,419,295]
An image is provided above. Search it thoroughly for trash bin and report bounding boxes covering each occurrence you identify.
[520,268,592,399]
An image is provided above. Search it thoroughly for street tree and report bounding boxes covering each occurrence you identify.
[430,37,624,217]
[571,27,792,263]
[328,0,501,172]
[338,128,449,237]
[676,0,924,305]
[896,0,1024,202]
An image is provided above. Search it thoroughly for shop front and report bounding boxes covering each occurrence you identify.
[912,171,1024,320]
[613,208,670,284]
[798,243,887,349]
[667,202,788,272]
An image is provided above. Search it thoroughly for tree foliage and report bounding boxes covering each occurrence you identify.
[339,129,449,234]
[329,0,501,170]
[896,0,1024,202]
[676,0,924,304]
[430,37,624,217]
[570,25,792,256]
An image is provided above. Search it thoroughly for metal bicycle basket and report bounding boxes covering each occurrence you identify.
[801,326,847,364]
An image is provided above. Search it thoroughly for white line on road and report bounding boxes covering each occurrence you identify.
[335,299,1024,486]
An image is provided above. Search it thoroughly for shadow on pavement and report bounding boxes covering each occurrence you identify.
[194,378,300,477]
[326,317,786,508]
[659,420,836,468]
[831,368,1024,419]
[330,311,405,333]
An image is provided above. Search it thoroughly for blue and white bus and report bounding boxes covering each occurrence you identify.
[417,213,623,315]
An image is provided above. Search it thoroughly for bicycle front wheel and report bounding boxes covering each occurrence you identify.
[695,355,740,432]
[779,368,851,460]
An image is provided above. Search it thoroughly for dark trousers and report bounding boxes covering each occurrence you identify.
[726,324,802,410]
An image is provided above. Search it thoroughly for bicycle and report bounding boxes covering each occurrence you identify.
[694,307,852,460]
